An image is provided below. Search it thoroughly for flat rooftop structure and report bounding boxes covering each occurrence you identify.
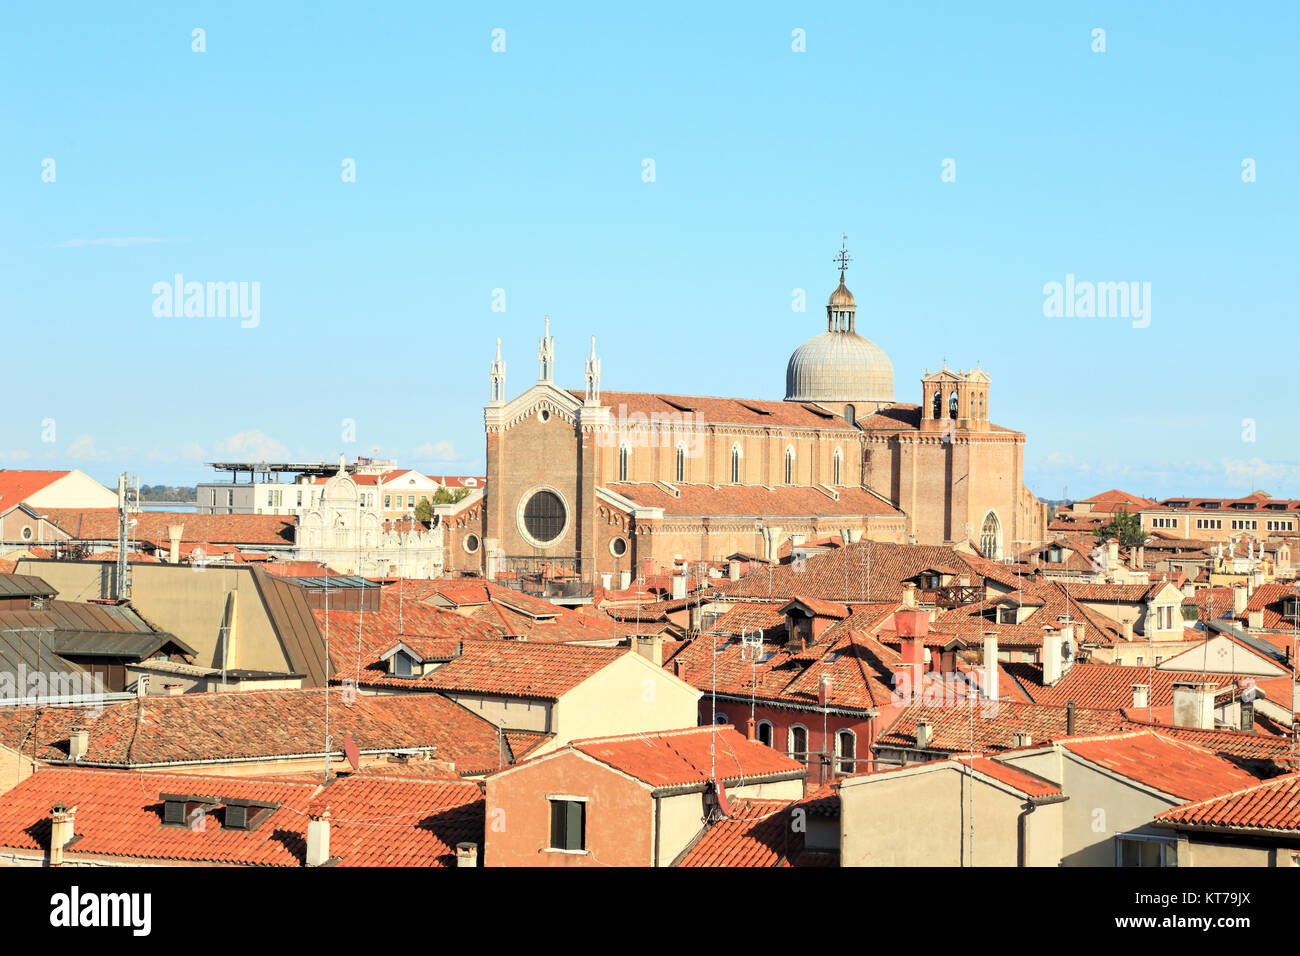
[205,458,397,481]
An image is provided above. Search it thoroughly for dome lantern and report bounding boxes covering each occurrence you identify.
[784,237,894,408]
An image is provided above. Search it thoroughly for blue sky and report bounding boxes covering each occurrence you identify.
[2,1,1296,500]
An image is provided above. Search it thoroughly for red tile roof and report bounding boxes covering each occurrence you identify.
[676,798,833,867]
[957,756,1063,798]
[571,726,805,790]
[0,689,517,775]
[309,776,484,866]
[1154,772,1300,832]
[416,640,628,701]
[875,701,1128,755]
[579,391,859,430]
[0,768,317,866]
[1005,662,1241,711]
[39,509,295,546]
[0,470,73,508]
[605,482,901,518]
[1061,731,1261,802]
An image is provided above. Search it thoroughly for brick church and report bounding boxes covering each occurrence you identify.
[440,244,1046,593]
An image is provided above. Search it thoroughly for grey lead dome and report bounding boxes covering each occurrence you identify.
[784,273,894,404]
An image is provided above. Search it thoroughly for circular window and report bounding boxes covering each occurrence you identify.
[521,489,566,544]
[538,408,551,423]
[464,533,480,554]
[21,526,33,541]
[610,536,628,558]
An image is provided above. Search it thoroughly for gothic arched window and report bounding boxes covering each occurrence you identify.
[675,444,686,483]
[618,443,630,482]
[833,448,842,486]
[784,447,795,485]
[731,445,742,484]
[980,511,1002,560]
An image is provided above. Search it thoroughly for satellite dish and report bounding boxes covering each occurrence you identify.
[342,733,361,772]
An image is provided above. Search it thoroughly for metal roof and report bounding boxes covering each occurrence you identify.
[291,576,383,590]
[0,573,57,599]
[46,629,195,660]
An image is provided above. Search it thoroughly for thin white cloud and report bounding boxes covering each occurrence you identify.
[413,441,458,461]
[65,434,111,462]
[213,429,289,461]
[57,237,163,248]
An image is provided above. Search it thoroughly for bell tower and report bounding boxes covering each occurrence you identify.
[920,366,991,434]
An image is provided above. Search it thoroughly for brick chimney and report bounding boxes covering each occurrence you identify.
[1107,538,1119,571]
[455,841,479,868]
[674,659,688,681]
[306,809,331,867]
[746,717,756,741]
[895,610,929,702]
[1066,701,1077,735]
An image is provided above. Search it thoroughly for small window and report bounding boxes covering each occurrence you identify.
[836,730,856,775]
[549,799,586,852]
[21,526,33,541]
[731,445,742,484]
[844,404,856,426]
[833,449,842,486]
[610,536,628,558]
[756,720,773,747]
[1117,835,1177,867]
[675,445,686,482]
[619,444,630,482]
[464,533,480,554]
[789,725,808,764]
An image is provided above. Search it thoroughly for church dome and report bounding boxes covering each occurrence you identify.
[785,241,894,405]
[785,330,894,403]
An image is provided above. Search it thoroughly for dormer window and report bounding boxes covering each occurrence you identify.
[221,798,280,832]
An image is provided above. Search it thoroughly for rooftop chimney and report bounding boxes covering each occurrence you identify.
[1012,733,1033,748]
[455,841,479,868]
[671,562,687,600]
[164,682,184,697]
[1241,697,1254,733]
[1173,680,1216,730]
[306,809,331,867]
[915,721,931,750]
[674,659,688,681]
[746,717,756,741]
[619,570,632,591]
[49,803,76,866]
[983,634,999,701]
[1066,701,1077,735]
[1042,630,1064,686]
[901,582,917,607]
[728,560,740,582]
[1131,683,1149,709]
[635,634,663,667]
[1107,538,1119,571]
[1120,619,1134,642]
[69,727,89,762]
[1248,609,1263,630]
[1233,584,1248,617]
[167,523,184,564]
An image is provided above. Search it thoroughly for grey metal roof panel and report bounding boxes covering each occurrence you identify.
[0,573,57,599]
[47,629,195,659]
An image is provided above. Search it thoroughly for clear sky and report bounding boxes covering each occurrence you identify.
[2,2,1296,500]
